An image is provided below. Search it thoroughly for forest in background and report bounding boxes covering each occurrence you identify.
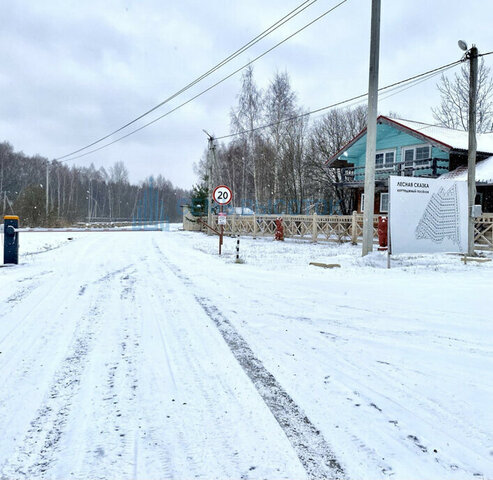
[3,61,490,225]
[195,66,368,216]
[0,143,189,226]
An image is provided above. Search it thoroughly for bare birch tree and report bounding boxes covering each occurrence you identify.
[230,65,263,208]
[264,71,298,209]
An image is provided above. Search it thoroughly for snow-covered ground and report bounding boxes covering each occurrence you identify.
[0,229,492,479]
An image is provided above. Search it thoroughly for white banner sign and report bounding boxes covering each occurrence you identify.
[389,176,467,254]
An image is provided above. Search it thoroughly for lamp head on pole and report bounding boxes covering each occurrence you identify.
[202,129,213,140]
[458,40,468,52]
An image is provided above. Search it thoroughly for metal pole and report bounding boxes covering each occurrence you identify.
[467,45,478,256]
[208,143,213,234]
[87,180,91,223]
[362,0,381,256]
[219,204,223,255]
[203,130,214,235]
[45,161,50,220]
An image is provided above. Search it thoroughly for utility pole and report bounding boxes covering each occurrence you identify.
[88,180,92,223]
[45,160,50,221]
[362,0,381,256]
[467,45,478,256]
[203,130,214,235]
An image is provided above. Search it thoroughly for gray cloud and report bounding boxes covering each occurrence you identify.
[1,0,492,188]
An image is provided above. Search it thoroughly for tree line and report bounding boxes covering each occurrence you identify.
[195,66,368,216]
[194,61,493,216]
[0,142,188,226]
[3,62,491,225]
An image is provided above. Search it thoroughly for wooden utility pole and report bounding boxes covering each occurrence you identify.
[362,0,381,256]
[467,45,478,256]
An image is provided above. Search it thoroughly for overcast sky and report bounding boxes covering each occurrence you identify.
[1,0,492,189]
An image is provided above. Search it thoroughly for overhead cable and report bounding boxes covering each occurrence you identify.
[55,0,327,161]
[58,0,349,163]
[215,58,463,140]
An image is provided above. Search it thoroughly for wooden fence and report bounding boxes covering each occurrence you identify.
[475,213,493,250]
[188,211,493,250]
[208,213,377,244]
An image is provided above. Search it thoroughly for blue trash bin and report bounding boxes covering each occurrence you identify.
[3,215,19,264]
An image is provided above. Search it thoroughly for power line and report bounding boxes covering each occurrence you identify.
[307,63,455,122]
[58,0,349,163]
[378,64,454,102]
[55,0,325,161]
[215,58,463,140]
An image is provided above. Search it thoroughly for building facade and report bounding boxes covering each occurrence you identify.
[325,116,493,214]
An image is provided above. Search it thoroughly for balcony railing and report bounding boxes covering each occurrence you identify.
[338,158,447,185]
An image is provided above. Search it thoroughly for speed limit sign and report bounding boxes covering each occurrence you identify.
[212,185,233,205]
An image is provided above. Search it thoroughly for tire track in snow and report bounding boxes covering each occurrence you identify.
[0,264,135,480]
[1,309,99,479]
[65,268,142,480]
[152,241,345,480]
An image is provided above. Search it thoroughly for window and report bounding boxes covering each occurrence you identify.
[416,146,430,162]
[375,150,395,169]
[384,151,394,166]
[402,145,431,175]
[380,192,389,212]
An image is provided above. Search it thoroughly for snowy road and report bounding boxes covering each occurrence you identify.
[0,230,492,480]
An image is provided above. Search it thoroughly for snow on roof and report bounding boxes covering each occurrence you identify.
[440,155,493,183]
[326,116,493,166]
[393,118,493,153]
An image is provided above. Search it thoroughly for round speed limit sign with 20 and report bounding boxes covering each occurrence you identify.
[213,185,233,205]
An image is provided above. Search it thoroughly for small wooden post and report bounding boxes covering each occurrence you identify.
[312,212,318,243]
[351,210,358,244]
[253,214,258,238]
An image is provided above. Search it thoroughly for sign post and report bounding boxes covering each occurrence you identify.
[212,185,233,255]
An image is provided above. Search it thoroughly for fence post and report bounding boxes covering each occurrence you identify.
[351,210,358,244]
[312,212,318,243]
[232,214,236,236]
[253,214,258,238]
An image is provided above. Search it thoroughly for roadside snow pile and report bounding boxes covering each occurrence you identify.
[18,232,86,256]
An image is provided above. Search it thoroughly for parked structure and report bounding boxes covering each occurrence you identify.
[325,116,493,214]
